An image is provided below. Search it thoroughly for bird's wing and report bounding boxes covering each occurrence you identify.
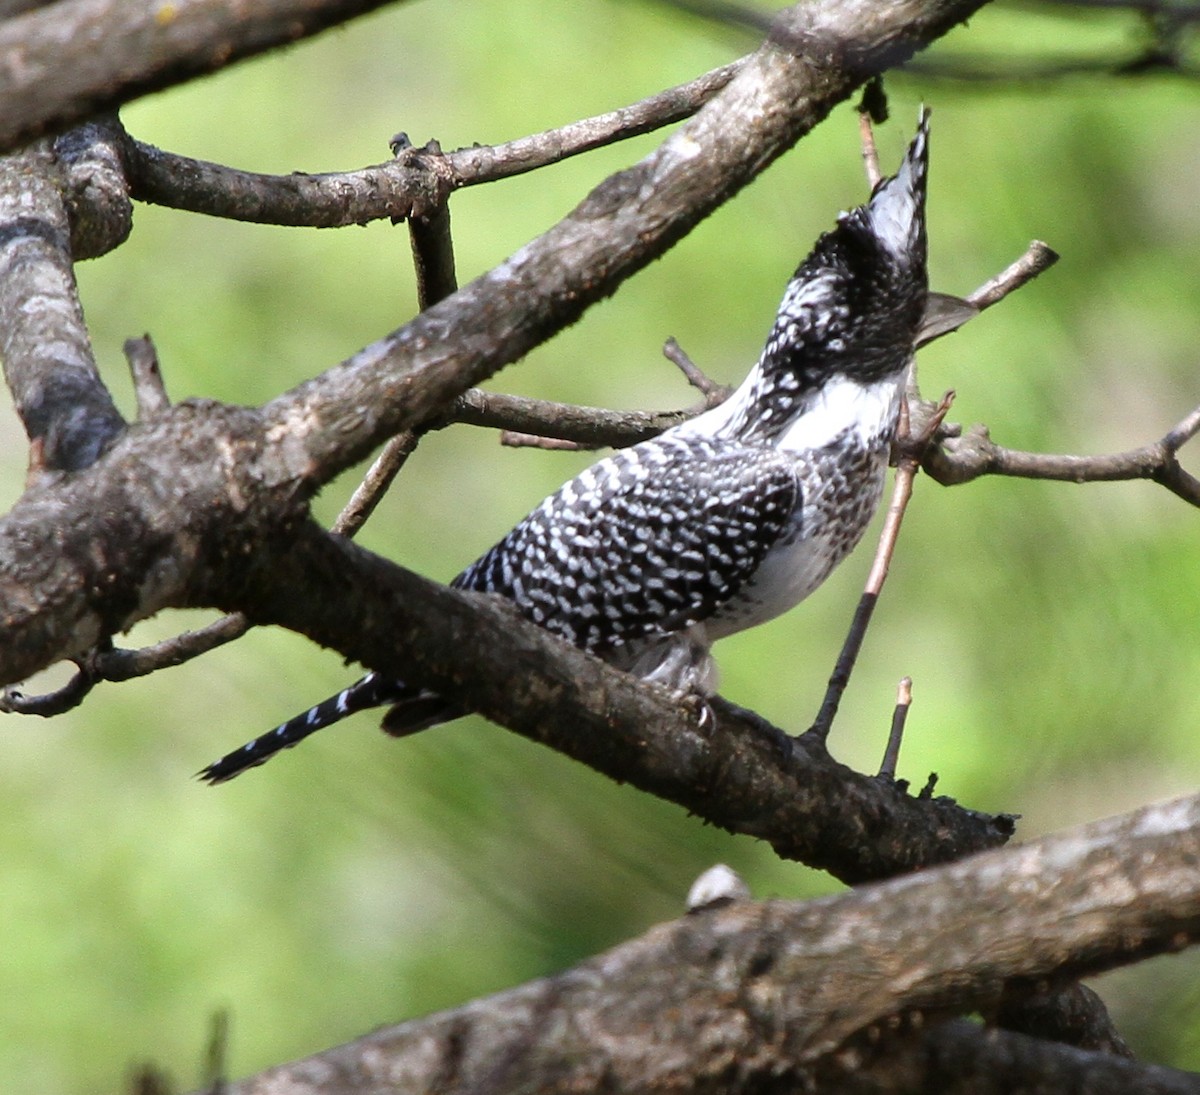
[453,434,799,654]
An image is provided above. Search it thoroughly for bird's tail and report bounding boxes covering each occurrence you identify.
[198,672,411,784]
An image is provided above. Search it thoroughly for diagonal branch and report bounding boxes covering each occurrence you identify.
[263,0,996,491]
[216,793,1200,1094]
[235,518,1014,883]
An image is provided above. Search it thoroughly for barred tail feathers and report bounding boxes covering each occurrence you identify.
[198,672,407,784]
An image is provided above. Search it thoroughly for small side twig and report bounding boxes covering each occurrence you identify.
[123,334,170,419]
[663,337,733,408]
[0,659,96,715]
[966,240,1060,311]
[878,676,913,780]
[501,431,586,451]
[332,432,420,537]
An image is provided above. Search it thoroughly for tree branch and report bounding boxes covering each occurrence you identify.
[0,0,419,154]
[263,0,995,490]
[52,116,133,260]
[216,793,1200,1094]
[923,403,1200,508]
[0,138,125,475]
[118,61,742,228]
[230,518,1014,883]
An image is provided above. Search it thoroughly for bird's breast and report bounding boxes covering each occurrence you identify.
[707,437,890,638]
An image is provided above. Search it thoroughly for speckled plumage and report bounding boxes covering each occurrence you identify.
[200,113,931,784]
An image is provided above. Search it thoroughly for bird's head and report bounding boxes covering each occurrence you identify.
[760,110,930,392]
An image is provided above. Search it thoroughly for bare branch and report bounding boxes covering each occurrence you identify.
[120,62,743,228]
[859,109,883,188]
[917,240,1059,347]
[924,402,1200,509]
[0,660,96,716]
[0,139,125,475]
[265,0,991,491]
[52,117,132,260]
[452,389,693,448]
[878,676,912,780]
[405,179,458,307]
[237,519,1015,882]
[662,336,734,407]
[440,60,744,188]
[333,433,419,536]
[967,239,1061,310]
[219,793,1200,1094]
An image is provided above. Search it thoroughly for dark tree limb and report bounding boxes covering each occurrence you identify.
[0,0,419,154]
[215,793,1200,1094]
[0,138,125,475]
[227,518,1016,882]
[819,1019,1192,1094]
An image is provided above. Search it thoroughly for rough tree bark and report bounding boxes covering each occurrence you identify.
[0,0,1195,1091]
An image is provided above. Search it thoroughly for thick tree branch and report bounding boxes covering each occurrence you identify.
[263,0,995,490]
[0,138,125,474]
[226,518,1014,882]
[217,793,1200,1094]
[0,0,418,154]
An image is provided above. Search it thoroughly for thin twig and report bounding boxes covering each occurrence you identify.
[121,62,743,228]
[333,432,420,536]
[662,337,733,408]
[500,431,586,451]
[878,676,912,779]
[966,240,1060,310]
[123,334,170,419]
[916,240,1059,348]
[1163,402,1200,451]
[858,111,882,188]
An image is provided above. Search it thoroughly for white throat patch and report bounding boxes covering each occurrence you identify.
[777,372,904,454]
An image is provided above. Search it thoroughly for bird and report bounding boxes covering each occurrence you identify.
[200,111,930,784]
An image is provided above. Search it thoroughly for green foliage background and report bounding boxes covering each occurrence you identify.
[2,2,1199,1090]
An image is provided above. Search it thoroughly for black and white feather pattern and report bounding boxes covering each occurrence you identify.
[200,111,930,783]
